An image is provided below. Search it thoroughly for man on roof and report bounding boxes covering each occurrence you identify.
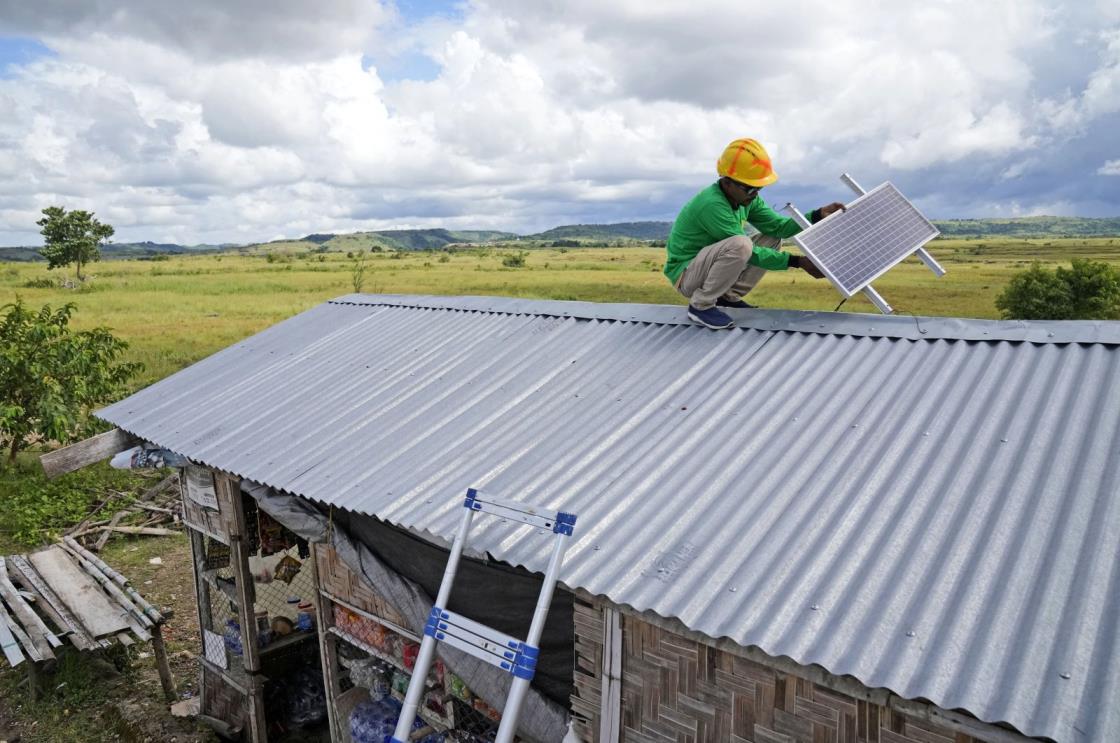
[665,138,845,329]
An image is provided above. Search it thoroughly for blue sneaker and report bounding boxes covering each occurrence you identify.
[716,297,758,309]
[687,305,734,329]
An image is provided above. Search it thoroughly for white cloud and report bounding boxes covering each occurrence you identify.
[1099,159,1120,175]
[0,0,1117,245]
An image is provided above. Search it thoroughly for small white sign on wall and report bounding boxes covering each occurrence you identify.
[203,629,228,670]
[185,464,219,511]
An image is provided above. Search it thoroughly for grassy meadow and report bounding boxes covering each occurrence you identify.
[2,236,1119,388]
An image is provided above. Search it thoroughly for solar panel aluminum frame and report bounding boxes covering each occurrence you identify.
[791,181,940,298]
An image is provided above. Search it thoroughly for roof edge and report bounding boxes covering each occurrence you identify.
[330,293,1120,345]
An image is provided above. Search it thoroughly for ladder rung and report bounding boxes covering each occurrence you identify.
[424,607,538,679]
[433,627,512,669]
[433,609,520,656]
[464,488,577,535]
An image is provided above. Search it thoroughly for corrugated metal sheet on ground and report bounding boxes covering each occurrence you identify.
[97,295,1120,743]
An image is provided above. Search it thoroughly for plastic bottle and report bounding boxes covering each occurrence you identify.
[223,619,243,656]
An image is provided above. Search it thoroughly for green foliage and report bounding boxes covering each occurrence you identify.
[502,251,529,268]
[0,461,141,547]
[995,259,1120,320]
[22,275,57,288]
[36,206,115,281]
[0,300,142,463]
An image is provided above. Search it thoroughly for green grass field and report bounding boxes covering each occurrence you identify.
[2,236,1118,389]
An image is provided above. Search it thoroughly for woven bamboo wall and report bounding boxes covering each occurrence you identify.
[314,544,410,628]
[572,599,991,743]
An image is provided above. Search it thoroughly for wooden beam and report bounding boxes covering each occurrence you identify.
[73,525,178,540]
[0,558,57,659]
[7,556,97,652]
[39,428,138,479]
[94,510,128,552]
[0,599,25,666]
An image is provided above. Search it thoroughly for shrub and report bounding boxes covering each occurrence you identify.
[0,300,141,463]
[502,251,529,268]
[22,276,57,289]
[995,259,1120,320]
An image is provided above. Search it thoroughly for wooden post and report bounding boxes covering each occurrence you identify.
[151,610,176,702]
[187,527,212,711]
[220,476,260,674]
[246,673,268,743]
[26,659,40,702]
[310,544,343,741]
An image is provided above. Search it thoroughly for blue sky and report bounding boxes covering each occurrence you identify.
[0,35,52,75]
[0,0,1117,245]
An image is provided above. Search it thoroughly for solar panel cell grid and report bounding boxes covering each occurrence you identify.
[793,183,939,296]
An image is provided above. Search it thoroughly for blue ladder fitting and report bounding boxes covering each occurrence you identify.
[464,488,482,510]
[423,606,444,639]
[553,512,578,535]
[509,642,540,680]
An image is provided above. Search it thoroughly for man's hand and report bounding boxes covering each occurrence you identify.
[817,202,846,220]
[800,256,825,279]
[789,255,826,278]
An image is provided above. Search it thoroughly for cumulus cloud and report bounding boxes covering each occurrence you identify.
[0,0,1116,245]
[1100,159,1120,175]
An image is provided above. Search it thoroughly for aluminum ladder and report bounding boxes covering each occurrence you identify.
[391,487,578,743]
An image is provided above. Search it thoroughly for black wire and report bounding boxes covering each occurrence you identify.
[893,306,927,335]
[831,297,926,335]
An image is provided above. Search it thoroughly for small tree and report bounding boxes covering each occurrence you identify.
[36,206,114,281]
[351,252,367,292]
[0,300,142,464]
[995,259,1120,320]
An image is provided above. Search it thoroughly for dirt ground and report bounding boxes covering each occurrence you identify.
[0,534,219,743]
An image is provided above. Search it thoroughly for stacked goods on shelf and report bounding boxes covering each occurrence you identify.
[315,544,507,742]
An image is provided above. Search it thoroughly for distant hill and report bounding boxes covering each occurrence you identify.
[525,222,672,241]
[2,217,1118,262]
[932,216,1120,238]
[254,229,519,253]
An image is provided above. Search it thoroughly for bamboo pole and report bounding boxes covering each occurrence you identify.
[62,537,163,624]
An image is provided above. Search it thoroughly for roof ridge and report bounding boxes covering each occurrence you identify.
[329,293,1120,345]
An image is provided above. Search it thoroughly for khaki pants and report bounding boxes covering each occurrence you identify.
[675,233,782,309]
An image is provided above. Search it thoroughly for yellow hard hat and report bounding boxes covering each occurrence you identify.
[717,138,779,187]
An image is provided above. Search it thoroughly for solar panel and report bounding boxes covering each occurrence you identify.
[791,181,940,300]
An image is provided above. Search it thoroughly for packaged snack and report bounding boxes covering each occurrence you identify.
[402,641,420,670]
[473,698,501,721]
[369,622,388,651]
[446,673,470,702]
[391,670,410,696]
[275,555,302,583]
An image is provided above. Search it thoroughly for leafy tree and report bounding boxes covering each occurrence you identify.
[0,300,141,464]
[995,259,1120,320]
[36,206,115,281]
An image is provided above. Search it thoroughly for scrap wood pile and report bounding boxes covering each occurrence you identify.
[66,471,183,552]
[0,536,175,689]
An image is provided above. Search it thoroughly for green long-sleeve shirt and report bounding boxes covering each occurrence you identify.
[663,183,808,284]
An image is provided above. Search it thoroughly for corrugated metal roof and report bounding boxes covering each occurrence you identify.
[98,295,1120,742]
